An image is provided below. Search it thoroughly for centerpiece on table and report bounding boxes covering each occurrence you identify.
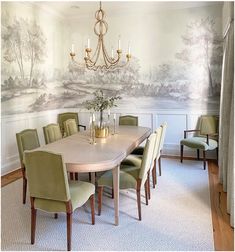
[84,89,121,138]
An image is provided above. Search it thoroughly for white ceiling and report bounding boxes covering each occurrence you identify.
[34,1,223,19]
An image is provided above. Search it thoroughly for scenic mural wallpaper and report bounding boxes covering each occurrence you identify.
[1,2,223,115]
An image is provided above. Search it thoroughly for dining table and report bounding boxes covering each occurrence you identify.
[37,125,151,225]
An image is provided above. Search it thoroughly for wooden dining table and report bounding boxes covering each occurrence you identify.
[37,125,151,225]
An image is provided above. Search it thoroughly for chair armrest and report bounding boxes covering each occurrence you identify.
[206,133,218,144]
[78,124,86,131]
[184,130,200,139]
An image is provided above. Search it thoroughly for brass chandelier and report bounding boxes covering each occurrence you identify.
[70,1,131,71]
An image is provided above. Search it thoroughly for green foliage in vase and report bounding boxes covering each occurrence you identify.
[84,89,121,128]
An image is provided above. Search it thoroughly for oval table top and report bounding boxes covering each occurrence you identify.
[37,126,151,172]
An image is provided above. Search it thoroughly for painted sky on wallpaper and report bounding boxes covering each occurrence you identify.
[1,2,223,115]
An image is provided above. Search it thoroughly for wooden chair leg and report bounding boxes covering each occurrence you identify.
[158,156,162,176]
[90,195,95,225]
[69,173,74,180]
[98,186,103,216]
[54,213,58,219]
[136,180,142,221]
[216,147,218,163]
[22,167,27,204]
[152,167,156,189]
[75,173,78,180]
[180,145,184,163]
[203,150,206,170]
[147,172,151,200]
[89,172,92,182]
[144,181,148,206]
[66,212,72,251]
[30,197,36,245]
[197,149,200,160]
[111,189,114,199]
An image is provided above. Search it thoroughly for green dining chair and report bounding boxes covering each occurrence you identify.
[157,122,167,176]
[16,129,40,204]
[97,132,156,221]
[119,115,138,126]
[122,127,162,199]
[43,123,62,144]
[180,115,219,169]
[24,150,95,251]
[64,119,78,136]
[58,112,86,137]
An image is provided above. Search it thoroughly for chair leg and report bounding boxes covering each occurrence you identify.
[30,197,36,245]
[197,149,200,160]
[75,173,78,180]
[152,167,156,189]
[144,181,148,206]
[180,145,184,163]
[147,171,151,200]
[89,172,91,181]
[54,213,58,219]
[66,212,72,251]
[158,156,162,176]
[203,151,206,170]
[98,186,103,216]
[216,147,218,163]
[69,173,74,180]
[90,195,95,225]
[22,167,27,204]
[111,189,114,199]
[136,180,142,221]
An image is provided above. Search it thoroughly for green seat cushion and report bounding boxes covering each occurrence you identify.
[34,181,95,213]
[98,169,137,189]
[131,146,144,155]
[121,154,142,167]
[180,137,218,150]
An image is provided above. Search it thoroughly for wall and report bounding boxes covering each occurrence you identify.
[1,2,223,174]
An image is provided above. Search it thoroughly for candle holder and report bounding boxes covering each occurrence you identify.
[112,118,116,135]
[89,114,96,145]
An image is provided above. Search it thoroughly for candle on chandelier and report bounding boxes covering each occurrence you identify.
[92,113,96,122]
[71,44,74,53]
[87,38,90,49]
[128,43,131,55]
[111,48,114,58]
[118,39,121,50]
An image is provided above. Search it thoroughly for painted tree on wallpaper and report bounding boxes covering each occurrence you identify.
[176,17,223,97]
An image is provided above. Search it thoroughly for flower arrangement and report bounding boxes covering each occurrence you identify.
[84,89,121,129]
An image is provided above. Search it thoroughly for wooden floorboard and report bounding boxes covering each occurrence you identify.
[1,157,234,250]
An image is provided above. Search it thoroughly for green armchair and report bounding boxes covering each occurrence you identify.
[58,112,86,137]
[24,150,95,251]
[64,119,78,136]
[16,129,40,204]
[43,123,62,144]
[119,115,138,126]
[97,132,156,221]
[180,115,219,169]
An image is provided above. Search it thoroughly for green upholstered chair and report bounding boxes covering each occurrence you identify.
[16,129,40,204]
[119,115,138,126]
[58,112,86,137]
[97,132,156,221]
[180,115,219,169]
[43,123,62,144]
[24,150,95,251]
[122,127,162,199]
[64,119,78,136]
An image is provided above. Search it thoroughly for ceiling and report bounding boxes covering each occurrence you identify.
[34,1,223,19]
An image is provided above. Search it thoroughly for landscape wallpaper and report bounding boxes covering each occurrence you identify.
[1,2,223,115]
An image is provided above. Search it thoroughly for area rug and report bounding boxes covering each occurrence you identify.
[1,158,214,251]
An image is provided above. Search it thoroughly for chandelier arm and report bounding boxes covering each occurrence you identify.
[101,39,120,65]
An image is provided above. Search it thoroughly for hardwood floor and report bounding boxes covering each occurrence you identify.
[1,158,234,251]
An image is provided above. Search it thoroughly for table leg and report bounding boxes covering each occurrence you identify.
[91,173,96,185]
[112,165,120,226]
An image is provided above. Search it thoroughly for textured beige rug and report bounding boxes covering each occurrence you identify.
[1,158,214,251]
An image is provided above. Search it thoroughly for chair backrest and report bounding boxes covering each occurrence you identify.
[43,123,62,144]
[197,115,219,136]
[119,115,138,126]
[159,122,167,150]
[58,112,79,136]
[64,119,78,136]
[24,150,70,202]
[152,127,163,164]
[139,132,157,185]
[16,129,40,167]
